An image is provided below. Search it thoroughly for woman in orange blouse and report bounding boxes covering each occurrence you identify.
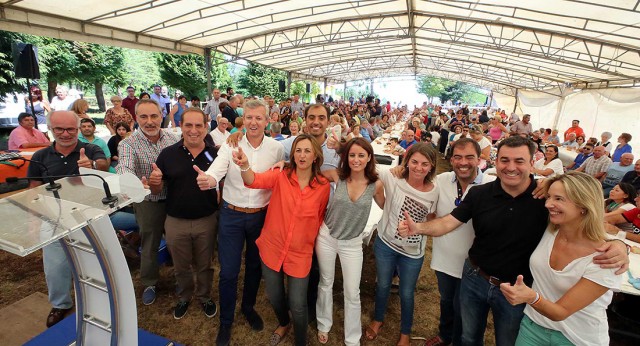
[233,134,330,346]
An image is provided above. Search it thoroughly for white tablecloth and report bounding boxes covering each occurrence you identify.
[622,239,640,296]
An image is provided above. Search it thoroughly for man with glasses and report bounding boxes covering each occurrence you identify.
[122,86,139,124]
[117,99,179,305]
[565,143,594,170]
[27,110,108,328]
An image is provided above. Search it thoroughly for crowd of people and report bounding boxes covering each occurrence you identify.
[6,84,639,346]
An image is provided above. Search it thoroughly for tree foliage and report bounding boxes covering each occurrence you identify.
[417,76,487,105]
[155,53,207,99]
[290,81,320,103]
[237,62,287,100]
[417,76,453,103]
[122,48,162,94]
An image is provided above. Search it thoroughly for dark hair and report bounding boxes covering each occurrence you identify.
[400,142,437,183]
[219,101,228,112]
[288,134,327,188]
[80,117,96,127]
[497,136,537,160]
[609,182,638,204]
[114,121,132,141]
[338,138,378,184]
[139,92,150,99]
[450,137,481,157]
[30,86,43,101]
[18,112,33,123]
[126,86,134,91]
[191,96,200,102]
[620,133,632,143]
[545,145,559,161]
[177,95,187,101]
[545,128,552,135]
[305,103,330,118]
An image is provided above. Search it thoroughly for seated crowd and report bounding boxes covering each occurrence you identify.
[11,87,638,346]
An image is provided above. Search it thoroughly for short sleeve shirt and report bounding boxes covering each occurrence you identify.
[27,141,106,180]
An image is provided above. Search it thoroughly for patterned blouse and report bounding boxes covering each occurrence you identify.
[104,107,134,129]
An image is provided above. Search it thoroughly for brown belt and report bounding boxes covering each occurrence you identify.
[468,258,505,286]
[225,202,267,214]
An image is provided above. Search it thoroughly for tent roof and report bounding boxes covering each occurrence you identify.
[2,0,640,94]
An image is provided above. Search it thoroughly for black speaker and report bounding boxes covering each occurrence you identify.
[278,80,286,92]
[12,43,41,79]
[306,83,311,93]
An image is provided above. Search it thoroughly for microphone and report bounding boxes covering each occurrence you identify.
[7,173,119,205]
[0,153,61,190]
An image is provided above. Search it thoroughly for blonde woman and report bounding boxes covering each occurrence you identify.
[71,99,91,119]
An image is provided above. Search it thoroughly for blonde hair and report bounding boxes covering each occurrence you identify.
[547,171,606,241]
[110,95,122,102]
[71,99,89,114]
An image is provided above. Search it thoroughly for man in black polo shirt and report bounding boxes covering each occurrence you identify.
[399,136,628,345]
[27,110,108,328]
[150,108,219,320]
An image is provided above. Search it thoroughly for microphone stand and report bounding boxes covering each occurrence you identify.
[0,154,61,190]
[6,173,118,205]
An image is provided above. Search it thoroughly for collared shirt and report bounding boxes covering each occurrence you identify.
[280,135,340,171]
[253,169,330,278]
[27,141,106,181]
[8,125,49,150]
[272,134,285,141]
[290,101,304,115]
[79,134,114,173]
[205,135,284,208]
[155,140,218,219]
[570,152,592,169]
[399,139,417,149]
[511,121,532,135]
[117,129,179,201]
[431,169,495,278]
[450,176,548,285]
[582,155,612,177]
[121,96,139,121]
[150,93,171,117]
[203,97,227,117]
[209,128,230,147]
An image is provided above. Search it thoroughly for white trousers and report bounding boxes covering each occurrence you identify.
[315,223,364,346]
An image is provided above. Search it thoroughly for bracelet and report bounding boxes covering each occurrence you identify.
[529,291,541,305]
[240,165,251,172]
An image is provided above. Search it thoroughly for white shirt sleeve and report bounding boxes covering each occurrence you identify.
[206,143,231,182]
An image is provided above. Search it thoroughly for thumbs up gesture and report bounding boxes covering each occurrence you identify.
[194,165,216,190]
[140,176,150,190]
[148,163,163,187]
[232,147,249,170]
[499,275,534,306]
[397,211,419,237]
[77,147,93,169]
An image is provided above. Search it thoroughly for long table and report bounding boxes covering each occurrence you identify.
[622,239,640,296]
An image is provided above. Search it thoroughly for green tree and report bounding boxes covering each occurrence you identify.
[74,42,126,111]
[122,48,162,94]
[237,62,287,100]
[417,76,453,103]
[156,53,207,99]
[0,31,29,100]
[439,81,486,104]
[290,81,320,103]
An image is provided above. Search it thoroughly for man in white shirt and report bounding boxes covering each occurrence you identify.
[204,88,227,120]
[198,99,284,346]
[209,116,230,149]
[290,93,305,116]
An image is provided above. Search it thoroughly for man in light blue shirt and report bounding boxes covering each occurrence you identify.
[150,85,171,128]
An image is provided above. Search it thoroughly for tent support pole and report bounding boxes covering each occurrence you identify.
[551,96,566,131]
[287,72,292,97]
[205,48,212,100]
[513,89,519,113]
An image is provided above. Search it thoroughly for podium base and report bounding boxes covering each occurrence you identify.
[24,314,181,346]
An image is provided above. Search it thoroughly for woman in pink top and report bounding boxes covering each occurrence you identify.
[488,115,508,143]
[8,113,50,150]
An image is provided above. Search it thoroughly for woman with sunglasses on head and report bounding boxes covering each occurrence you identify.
[366,143,439,346]
[24,86,51,132]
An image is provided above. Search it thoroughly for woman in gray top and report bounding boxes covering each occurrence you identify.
[315,138,385,345]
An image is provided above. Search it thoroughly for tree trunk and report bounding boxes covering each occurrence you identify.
[47,80,57,102]
[95,82,105,112]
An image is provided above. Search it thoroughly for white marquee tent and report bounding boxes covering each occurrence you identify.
[1,0,640,147]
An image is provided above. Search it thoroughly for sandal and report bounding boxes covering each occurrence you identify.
[365,321,383,341]
[317,330,329,344]
[424,335,449,346]
[269,324,291,346]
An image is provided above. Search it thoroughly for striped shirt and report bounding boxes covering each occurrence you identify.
[117,129,179,201]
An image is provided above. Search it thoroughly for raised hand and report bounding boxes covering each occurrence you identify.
[326,126,341,150]
[270,160,286,171]
[232,147,249,169]
[77,147,92,169]
[500,275,533,306]
[148,163,163,187]
[397,211,418,237]
[226,131,243,148]
[389,165,405,178]
[194,165,216,190]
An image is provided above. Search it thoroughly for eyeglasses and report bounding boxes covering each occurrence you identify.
[52,127,78,134]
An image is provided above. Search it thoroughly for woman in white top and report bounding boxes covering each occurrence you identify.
[468,125,492,162]
[365,143,439,346]
[500,172,620,346]
[532,145,564,178]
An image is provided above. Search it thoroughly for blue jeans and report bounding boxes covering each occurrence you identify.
[373,237,424,335]
[460,259,525,346]
[435,270,462,345]
[110,211,138,232]
[43,240,73,309]
[218,201,266,326]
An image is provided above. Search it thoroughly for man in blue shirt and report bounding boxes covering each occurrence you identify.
[399,129,417,149]
[564,143,594,170]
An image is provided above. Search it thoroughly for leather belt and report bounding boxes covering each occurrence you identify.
[468,258,505,286]
[225,202,267,214]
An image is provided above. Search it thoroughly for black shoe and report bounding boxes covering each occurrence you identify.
[243,309,264,331]
[46,307,73,328]
[216,324,232,346]
[173,301,189,319]
[202,300,217,318]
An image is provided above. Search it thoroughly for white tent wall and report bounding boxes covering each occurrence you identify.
[495,89,640,159]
